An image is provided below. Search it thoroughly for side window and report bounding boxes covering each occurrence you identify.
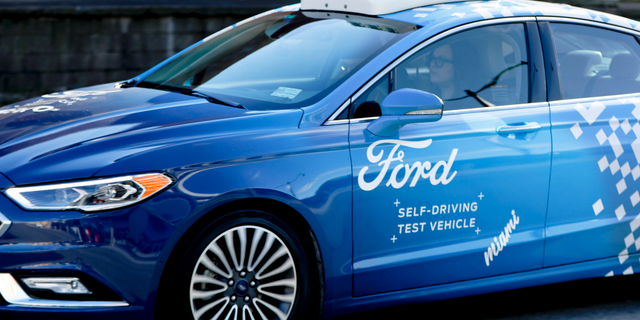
[551,23,640,99]
[396,23,530,110]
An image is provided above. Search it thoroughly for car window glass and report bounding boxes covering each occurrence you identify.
[396,23,530,111]
[335,104,351,120]
[351,73,390,118]
[551,23,640,100]
[140,12,417,111]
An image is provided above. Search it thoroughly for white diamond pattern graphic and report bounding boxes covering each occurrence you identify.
[571,123,583,139]
[611,159,621,175]
[570,97,640,275]
[622,162,631,177]
[633,122,640,137]
[606,270,615,277]
[609,133,624,158]
[632,103,640,120]
[625,233,635,248]
[631,214,640,232]
[632,139,640,164]
[622,119,632,134]
[500,8,514,16]
[598,156,610,172]
[473,8,494,18]
[616,204,627,220]
[633,165,640,180]
[523,5,538,14]
[620,248,630,264]
[610,116,620,131]
[632,191,640,207]
[596,129,608,145]
[593,199,604,215]
[436,4,456,9]
[617,178,628,194]
[576,102,606,125]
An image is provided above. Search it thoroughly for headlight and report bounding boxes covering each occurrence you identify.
[4,173,174,212]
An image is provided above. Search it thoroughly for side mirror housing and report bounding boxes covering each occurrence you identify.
[367,88,443,137]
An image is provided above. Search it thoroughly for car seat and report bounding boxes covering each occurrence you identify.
[560,50,602,99]
[591,52,640,97]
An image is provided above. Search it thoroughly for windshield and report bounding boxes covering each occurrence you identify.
[138,11,418,110]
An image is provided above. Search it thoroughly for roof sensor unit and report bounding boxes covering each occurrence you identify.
[301,0,464,15]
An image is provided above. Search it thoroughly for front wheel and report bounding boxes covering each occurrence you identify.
[164,211,316,320]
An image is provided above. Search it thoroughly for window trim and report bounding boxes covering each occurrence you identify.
[324,16,538,125]
[536,16,640,35]
[324,100,351,125]
[539,90,640,106]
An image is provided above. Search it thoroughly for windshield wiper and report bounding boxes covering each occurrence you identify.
[139,82,245,109]
[182,89,246,109]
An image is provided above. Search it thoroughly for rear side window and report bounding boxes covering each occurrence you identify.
[551,23,640,100]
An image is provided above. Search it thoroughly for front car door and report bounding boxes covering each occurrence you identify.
[544,19,640,275]
[341,19,552,296]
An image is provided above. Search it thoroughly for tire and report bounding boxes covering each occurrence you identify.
[161,210,317,320]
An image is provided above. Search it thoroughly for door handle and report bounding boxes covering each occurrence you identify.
[496,122,541,134]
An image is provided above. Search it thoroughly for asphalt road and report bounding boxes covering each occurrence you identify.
[336,275,640,319]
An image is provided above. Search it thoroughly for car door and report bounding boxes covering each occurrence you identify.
[543,20,640,275]
[342,20,551,296]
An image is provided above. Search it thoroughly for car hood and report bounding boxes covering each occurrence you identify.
[0,85,205,145]
[0,85,203,146]
[0,85,303,185]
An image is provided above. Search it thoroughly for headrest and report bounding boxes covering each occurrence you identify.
[562,50,602,78]
[482,36,508,76]
[610,53,640,81]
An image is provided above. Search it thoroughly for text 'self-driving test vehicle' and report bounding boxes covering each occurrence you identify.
[2,0,640,319]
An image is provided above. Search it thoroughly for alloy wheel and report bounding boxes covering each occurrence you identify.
[189,225,297,320]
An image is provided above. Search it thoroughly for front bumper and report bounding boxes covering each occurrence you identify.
[0,192,175,319]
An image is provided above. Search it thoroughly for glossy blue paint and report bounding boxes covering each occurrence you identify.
[381,89,443,115]
[367,89,443,136]
[328,252,640,317]
[2,1,640,319]
[0,172,13,188]
[351,103,551,296]
[0,192,174,318]
[547,95,640,272]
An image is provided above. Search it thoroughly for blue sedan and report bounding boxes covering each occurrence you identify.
[1,0,640,319]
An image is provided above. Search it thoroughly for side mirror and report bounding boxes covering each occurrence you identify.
[367,88,443,137]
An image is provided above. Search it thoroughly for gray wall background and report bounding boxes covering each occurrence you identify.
[0,0,639,106]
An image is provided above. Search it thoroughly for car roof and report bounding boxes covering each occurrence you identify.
[301,0,465,15]
[383,0,639,29]
[284,0,640,33]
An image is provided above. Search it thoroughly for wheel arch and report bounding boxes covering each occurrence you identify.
[151,191,325,319]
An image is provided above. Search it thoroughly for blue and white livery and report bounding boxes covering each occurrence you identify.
[1,0,640,319]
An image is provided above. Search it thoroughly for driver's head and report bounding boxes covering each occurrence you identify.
[429,44,454,85]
